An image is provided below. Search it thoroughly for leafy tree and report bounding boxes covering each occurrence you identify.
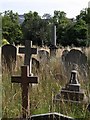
[61,19,87,46]
[52,10,72,45]
[21,11,51,46]
[2,10,23,45]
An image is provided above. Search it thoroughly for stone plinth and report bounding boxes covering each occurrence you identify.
[60,90,84,101]
[68,84,80,91]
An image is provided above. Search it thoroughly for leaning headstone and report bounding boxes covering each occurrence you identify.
[19,40,37,75]
[38,49,49,62]
[49,24,58,56]
[54,69,85,102]
[11,65,38,118]
[2,44,17,71]
[63,49,88,77]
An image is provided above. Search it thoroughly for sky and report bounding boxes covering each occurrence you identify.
[0,0,90,18]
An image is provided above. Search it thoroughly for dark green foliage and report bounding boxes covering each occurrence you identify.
[2,10,23,45]
[21,11,51,46]
[1,8,90,46]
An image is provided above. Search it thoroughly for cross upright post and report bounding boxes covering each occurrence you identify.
[11,65,38,118]
[19,40,37,75]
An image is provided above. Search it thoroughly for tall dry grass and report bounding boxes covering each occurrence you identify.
[2,47,90,119]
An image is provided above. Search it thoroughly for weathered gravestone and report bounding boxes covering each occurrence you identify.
[49,24,58,56]
[38,50,49,63]
[54,69,85,102]
[11,65,38,118]
[62,49,88,78]
[19,40,37,75]
[2,44,17,71]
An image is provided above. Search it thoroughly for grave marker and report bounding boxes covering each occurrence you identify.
[19,40,37,75]
[11,65,38,118]
[49,24,58,56]
[54,69,85,102]
[2,44,17,70]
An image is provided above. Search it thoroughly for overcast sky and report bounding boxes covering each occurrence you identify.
[0,0,90,18]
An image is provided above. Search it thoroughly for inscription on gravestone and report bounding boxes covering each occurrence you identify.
[11,65,38,118]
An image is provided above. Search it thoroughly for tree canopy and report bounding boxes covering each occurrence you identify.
[1,8,90,47]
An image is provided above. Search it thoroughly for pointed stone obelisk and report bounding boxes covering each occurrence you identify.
[49,24,58,56]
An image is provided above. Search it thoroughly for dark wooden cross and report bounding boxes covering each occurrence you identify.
[19,40,37,75]
[11,65,38,118]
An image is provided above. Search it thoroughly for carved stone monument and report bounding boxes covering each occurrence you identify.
[54,69,85,102]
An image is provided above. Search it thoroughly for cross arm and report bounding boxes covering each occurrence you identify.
[19,47,25,54]
[11,76,22,83]
[27,76,38,84]
[31,48,38,54]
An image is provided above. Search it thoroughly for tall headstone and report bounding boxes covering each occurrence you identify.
[2,44,17,70]
[11,65,38,118]
[19,40,37,75]
[49,24,58,56]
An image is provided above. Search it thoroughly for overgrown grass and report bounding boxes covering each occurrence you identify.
[2,47,90,119]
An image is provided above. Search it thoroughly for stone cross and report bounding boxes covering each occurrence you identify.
[11,65,38,118]
[19,40,37,75]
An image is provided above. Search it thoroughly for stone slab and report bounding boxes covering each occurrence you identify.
[1,112,75,120]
